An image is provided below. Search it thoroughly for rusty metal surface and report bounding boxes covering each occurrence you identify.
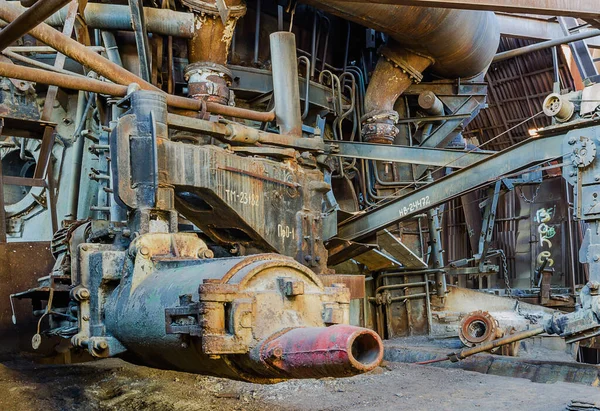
[0,1,274,122]
[162,142,330,272]
[458,310,501,347]
[253,325,383,379]
[0,61,275,122]
[0,0,71,51]
[185,0,245,65]
[320,274,366,299]
[303,0,500,79]
[0,242,54,353]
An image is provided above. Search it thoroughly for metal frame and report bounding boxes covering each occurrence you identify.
[336,132,566,242]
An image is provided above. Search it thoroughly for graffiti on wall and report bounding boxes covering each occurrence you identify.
[534,206,556,267]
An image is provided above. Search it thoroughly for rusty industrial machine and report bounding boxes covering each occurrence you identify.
[1,0,600,381]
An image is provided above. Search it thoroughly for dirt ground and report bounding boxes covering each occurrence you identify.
[0,354,599,411]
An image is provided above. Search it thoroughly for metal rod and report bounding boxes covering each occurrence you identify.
[0,61,275,122]
[5,45,104,53]
[253,0,261,64]
[450,327,545,361]
[493,29,600,62]
[128,0,152,82]
[0,0,71,51]
[1,49,86,77]
[66,91,92,220]
[375,282,428,294]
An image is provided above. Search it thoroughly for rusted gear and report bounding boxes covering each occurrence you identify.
[458,310,501,347]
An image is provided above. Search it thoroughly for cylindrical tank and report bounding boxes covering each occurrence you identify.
[303,1,500,79]
[104,244,383,382]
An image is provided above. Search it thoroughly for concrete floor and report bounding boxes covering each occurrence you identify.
[1,354,599,410]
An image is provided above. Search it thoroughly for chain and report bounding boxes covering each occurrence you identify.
[517,184,541,204]
[498,249,512,298]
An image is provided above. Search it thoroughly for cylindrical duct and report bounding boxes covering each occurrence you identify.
[270,32,303,136]
[303,1,500,79]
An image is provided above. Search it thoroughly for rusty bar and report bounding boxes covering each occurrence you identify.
[0,0,71,51]
[0,0,160,90]
[33,126,56,179]
[46,159,58,233]
[5,45,104,53]
[1,49,87,77]
[0,61,128,95]
[0,62,275,122]
[450,327,545,361]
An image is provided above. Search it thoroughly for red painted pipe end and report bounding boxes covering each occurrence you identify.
[257,325,384,379]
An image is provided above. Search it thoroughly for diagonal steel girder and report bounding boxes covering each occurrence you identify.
[335,0,600,22]
[336,134,565,242]
[329,141,493,168]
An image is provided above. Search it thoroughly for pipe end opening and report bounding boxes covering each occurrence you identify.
[349,331,383,370]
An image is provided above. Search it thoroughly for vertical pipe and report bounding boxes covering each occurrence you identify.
[269,32,302,136]
[101,31,123,67]
[310,12,318,79]
[253,0,261,64]
[426,172,446,297]
[65,91,87,220]
[552,46,561,94]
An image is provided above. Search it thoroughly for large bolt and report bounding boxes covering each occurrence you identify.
[199,249,214,259]
[140,247,150,256]
[76,288,90,301]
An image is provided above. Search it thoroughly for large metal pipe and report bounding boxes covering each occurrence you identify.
[2,2,195,38]
[184,0,246,65]
[0,61,275,122]
[103,249,383,381]
[0,0,71,51]
[362,46,433,143]
[303,1,500,79]
[270,32,303,136]
[250,325,383,379]
[493,29,600,63]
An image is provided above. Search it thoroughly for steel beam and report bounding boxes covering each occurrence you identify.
[329,141,493,168]
[497,14,600,49]
[333,0,600,21]
[336,134,565,242]
[494,29,600,62]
